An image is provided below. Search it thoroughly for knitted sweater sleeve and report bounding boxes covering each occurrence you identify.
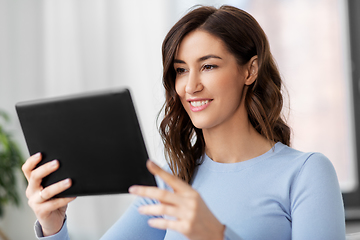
[290,153,346,240]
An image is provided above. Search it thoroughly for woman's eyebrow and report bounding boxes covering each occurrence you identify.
[174,55,222,64]
[174,59,185,64]
[198,54,222,62]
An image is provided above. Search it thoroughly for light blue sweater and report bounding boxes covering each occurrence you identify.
[35,142,346,239]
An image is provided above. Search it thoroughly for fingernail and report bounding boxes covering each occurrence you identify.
[148,219,156,227]
[147,160,156,168]
[138,206,145,214]
[51,160,58,167]
[34,152,41,158]
[128,186,138,194]
[63,178,71,186]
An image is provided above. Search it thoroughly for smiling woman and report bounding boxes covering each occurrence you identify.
[161,6,290,183]
[22,4,346,240]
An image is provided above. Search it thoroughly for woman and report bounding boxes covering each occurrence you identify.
[22,5,346,240]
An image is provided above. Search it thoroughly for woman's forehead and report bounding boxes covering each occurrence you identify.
[174,30,230,62]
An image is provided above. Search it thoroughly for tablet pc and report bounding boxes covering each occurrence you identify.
[16,88,156,198]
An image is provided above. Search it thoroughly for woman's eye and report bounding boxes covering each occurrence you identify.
[176,68,187,75]
[202,65,217,71]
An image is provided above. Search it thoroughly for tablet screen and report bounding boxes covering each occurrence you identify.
[16,88,156,197]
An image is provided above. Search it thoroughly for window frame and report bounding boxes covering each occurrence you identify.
[343,0,360,220]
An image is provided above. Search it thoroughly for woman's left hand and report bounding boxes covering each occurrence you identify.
[129,160,225,240]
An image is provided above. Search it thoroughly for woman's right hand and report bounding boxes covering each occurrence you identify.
[22,152,76,236]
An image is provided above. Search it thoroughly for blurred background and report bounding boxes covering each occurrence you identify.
[0,0,359,239]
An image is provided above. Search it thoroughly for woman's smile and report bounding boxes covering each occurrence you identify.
[188,99,212,112]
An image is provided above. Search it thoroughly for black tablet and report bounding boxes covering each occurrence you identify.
[16,88,156,198]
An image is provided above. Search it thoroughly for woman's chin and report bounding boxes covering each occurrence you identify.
[190,120,215,130]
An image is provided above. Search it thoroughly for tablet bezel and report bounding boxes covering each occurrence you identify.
[16,88,157,197]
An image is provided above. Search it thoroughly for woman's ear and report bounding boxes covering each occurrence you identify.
[245,55,258,86]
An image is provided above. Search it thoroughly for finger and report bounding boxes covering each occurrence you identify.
[28,160,60,194]
[138,204,179,218]
[129,186,181,205]
[146,160,190,192]
[22,152,42,181]
[35,197,76,220]
[39,178,72,202]
[43,197,77,211]
[147,218,181,232]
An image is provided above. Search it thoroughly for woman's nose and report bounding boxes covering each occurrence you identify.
[185,72,203,94]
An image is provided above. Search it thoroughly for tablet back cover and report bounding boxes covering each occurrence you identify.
[16,88,156,197]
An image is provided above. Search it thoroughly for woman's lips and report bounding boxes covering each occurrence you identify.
[188,99,212,112]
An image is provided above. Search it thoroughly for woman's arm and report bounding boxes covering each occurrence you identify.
[100,197,166,240]
[34,217,69,240]
[290,153,346,240]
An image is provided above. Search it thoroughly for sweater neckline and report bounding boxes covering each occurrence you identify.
[201,142,286,172]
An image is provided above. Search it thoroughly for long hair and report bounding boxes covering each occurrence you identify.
[159,5,291,183]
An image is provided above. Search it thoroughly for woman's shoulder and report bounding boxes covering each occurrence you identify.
[260,143,336,181]
[273,143,337,182]
[274,142,331,166]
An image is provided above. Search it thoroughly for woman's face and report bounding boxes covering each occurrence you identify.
[174,30,255,130]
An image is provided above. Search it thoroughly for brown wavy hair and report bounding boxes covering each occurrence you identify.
[159,5,291,183]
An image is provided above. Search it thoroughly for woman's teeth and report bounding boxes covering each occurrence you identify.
[190,100,209,107]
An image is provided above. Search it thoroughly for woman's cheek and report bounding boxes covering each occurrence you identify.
[175,79,186,100]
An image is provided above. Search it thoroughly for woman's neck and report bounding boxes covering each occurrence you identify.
[203,118,273,164]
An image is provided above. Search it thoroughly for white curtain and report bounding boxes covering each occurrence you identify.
[0,0,170,239]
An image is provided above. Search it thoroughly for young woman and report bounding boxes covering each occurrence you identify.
[22,5,346,240]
